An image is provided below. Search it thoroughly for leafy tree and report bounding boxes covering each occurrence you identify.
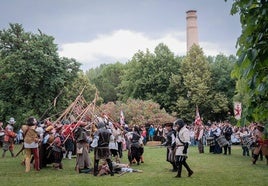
[118,49,154,101]
[174,45,229,122]
[209,54,236,119]
[87,62,125,103]
[229,0,268,122]
[148,44,181,111]
[0,23,81,125]
[119,43,181,112]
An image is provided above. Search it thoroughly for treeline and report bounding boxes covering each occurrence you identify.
[86,44,237,124]
[0,23,236,128]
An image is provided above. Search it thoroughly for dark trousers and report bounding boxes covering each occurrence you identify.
[175,155,193,177]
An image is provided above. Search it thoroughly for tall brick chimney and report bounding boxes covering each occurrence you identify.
[186,10,199,52]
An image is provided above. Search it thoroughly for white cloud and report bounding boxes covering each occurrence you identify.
[58,29,234,71]
[200,42,234,56]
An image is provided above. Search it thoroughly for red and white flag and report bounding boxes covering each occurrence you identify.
[234,102,242,120]
[120,110,125,126]
[194,105,201,125]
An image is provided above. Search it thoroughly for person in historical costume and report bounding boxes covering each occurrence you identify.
[40,125,55,168]
[141,125,147,146]
[62,122,76,160]
[2,117,17,158]
[0,121,5,148]
[156,125,164,143]
[194,120,204,153]
[238,127,251,156]
[162,122,177,172]
[51,124,64,170]
[113,123,124,159]
[210,123,222,154]
[174,119,193,178]
[252,124,268,164]
[74,121,91,173]
[91,121,114,176]
[109,127,119,163]
[21,116,40,172]
[126,125,144,165]
[222,121,233,155]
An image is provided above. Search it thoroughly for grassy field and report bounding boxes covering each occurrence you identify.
[0,144,267,186]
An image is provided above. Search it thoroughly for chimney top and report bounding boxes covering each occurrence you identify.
[186,10,197,13]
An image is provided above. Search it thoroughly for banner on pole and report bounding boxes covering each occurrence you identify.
[234,102,242,120]
[120,110,125,126]
[194,105,201,125]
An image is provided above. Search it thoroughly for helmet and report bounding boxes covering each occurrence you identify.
[174,119,185,128]
[8,117,16,125]
[97,121,106,129]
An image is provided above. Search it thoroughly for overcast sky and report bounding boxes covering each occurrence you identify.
[0,0,241,70]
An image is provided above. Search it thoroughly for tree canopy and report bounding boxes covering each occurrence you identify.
[0,23,81,125]
[229,0,268,123]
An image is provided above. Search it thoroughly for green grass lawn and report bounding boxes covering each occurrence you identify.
[0,144,267,186]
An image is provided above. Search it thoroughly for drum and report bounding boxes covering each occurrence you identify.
[243,136,254,150]
[216,135,229,147]
[206,137,215,146]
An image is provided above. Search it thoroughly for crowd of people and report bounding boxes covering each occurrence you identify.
[0,116,145,176]
[0,116,267,177]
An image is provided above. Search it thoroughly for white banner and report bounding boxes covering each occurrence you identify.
[234,102,242,120]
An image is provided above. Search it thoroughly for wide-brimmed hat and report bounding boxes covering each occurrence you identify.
[7,117,16,124]
[45,125,54,132]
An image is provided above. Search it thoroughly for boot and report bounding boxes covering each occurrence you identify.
[2,150,6,158]
[141,156,144,163]
[260,153,263,161]
[223,146,227,155]
[183,161,193,177]
[10,151,14,157]
[175,164,182,178]
[79,168,91,173]
[63,152,67,159]
[172,163,178,172]
[94,160,99,176]
[59,162,63,169]
[188,170,194,177]
[252,154,258,164]
[68,151,72,160]
[107,160,114,176]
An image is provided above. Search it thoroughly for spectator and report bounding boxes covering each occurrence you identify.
[148,125,155,141]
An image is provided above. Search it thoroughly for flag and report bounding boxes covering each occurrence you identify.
[120,110,125,126]
[234,102,242,120]
[194,105,201,125]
